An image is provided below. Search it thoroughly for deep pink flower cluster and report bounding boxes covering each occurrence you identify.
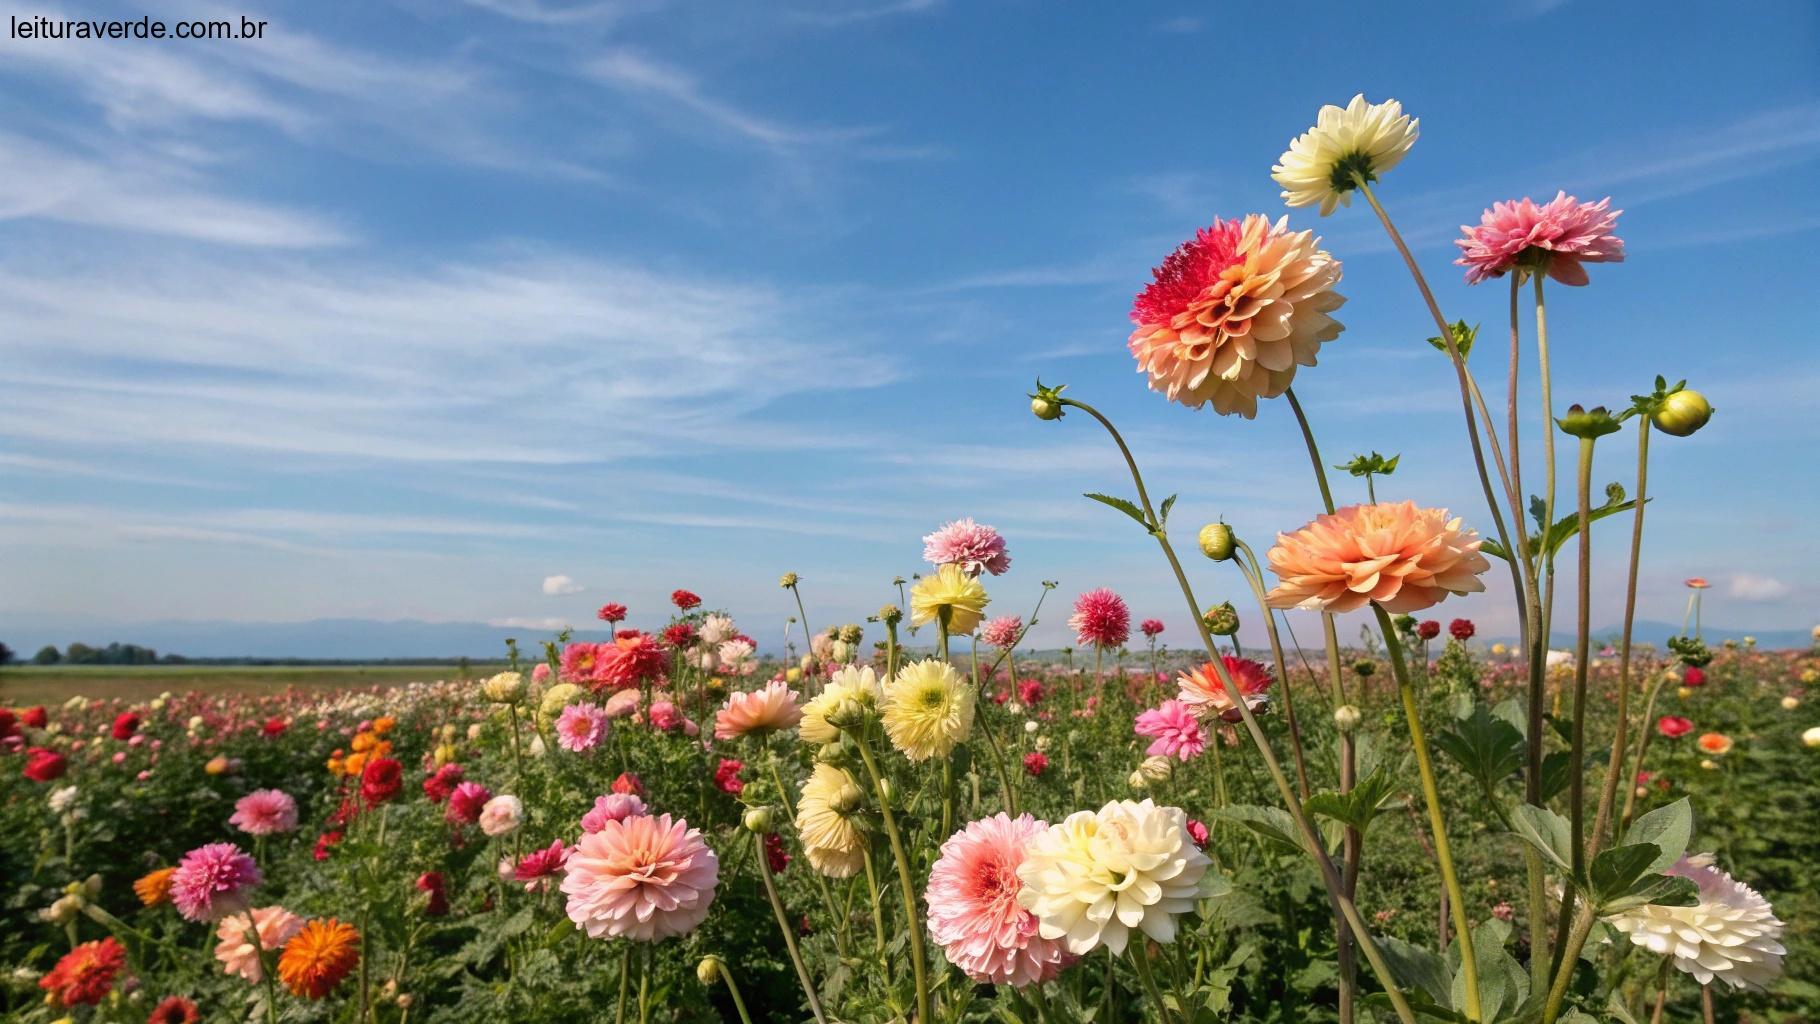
[1069,588,1130,649]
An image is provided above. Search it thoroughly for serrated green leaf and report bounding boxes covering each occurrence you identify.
[1621,798,1692,876]
[1434,702,1526,790]
[1590,842,1660,903]
[1158,494,1176,529]
[1215,804,1304,853]
[1082,492,1150,531]
[1511,804,1574,871]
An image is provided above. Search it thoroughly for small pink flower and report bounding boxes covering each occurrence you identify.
[980,615,1024,650]
[1455,192,1623,286]
[1186,819,1210,848]
[215,905,303,982]
[581,793,647,833]
[1069,588,1130,649]
[647,700,684,733]
[531,663,552,684]
[922,518,1012,576]
[1134,701,1207,760]
[602,689,642,719]
[1140,619,1165,639]
[514,840,571,892]
[229,789,299,836]
[170,842,262,922]
[446,781,492,825]
[555,703,608,753]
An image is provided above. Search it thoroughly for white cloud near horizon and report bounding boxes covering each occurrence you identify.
[541,574,585,595]
[1728,574,1791,602]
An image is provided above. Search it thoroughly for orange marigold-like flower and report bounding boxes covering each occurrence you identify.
[1128,214,1345,418]
[38,936,126,1006]
[1265,501,1490,614]
[371,716,397,734]
[135,866,177,907]
[1697,732,1734,756]
[277,918,360,999]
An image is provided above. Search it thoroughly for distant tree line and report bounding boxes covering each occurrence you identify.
[0,643,506,668]
[24,642,172,665]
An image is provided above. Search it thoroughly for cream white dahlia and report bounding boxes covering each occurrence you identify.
[1272,94,1418,215]
[1015,798,1211,955]
[1603,854,1785,991]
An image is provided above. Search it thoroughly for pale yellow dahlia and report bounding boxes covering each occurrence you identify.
[1272,94,1419,215]
[794,763,869,878]
[1127,215,1344,418]
[1264,501,1490,614]
[799,664,881,746]
[910,564,989,636]
[1015,798,1211,955]
[881,659,975,762]
[1604,854,1785,991]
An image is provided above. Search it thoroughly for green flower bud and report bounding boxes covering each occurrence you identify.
[878,605,903,626]
[1556,403,1621,440]
[1350,659,1376,679]
[1197,523,1236,561]
[1202,601,1240,637]
[1028,379,1067,421]
[742,806,776,833]
[826,697,867,732]
[1652,389,1713,437]
[1138,755,1174,782]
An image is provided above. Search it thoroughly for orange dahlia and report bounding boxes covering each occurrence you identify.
[1128,214,1344,418]
[277,918,360,999]
[135,866,177,907]
[1265,501,1490,614]
[1697,732,1734,756]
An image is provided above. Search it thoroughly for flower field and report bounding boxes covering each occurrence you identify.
[6,94,1820,1024]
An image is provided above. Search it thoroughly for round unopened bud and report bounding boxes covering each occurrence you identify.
[840,624,864,644]
[1333,704,1362,733]
[1781,695,1799,710]
[743,806,776,833]
[1803,725,1820,748]
[785,667,803,684]
[831,783,867,816]
[1138,755,1174,782]
[1652,389,1712,437]
[481,671,526,704]
[1350,659,1376,679]
[1031,396,1062,420]
[1202,601,1240,637]
[1128,770,1149,790]
[697,956,724,986]
[1197,522,1236,561]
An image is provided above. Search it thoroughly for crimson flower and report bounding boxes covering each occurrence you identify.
[24,746,67,782]
[597,603,628,623]
[1417,620,1441,641]
[359,758,402,805]
[111,712,140,740]
[1657,716,1694,739]
[671,590,702,611]
[1023,752,1049,777]
[1449,618,1475,641]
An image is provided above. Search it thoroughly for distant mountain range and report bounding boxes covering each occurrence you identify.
[1,615,1810,662]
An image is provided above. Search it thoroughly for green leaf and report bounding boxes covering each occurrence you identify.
[1510,804,1574,871]
[1539,750,1574,803]
[1449,919,1521,1021]
[1433,702,1526,790]
[1590,843,1660,903]
[1214,805,1304,853]
[1082,492,1150,531]
[1621,798,1692,876]
[1304,764,1403,835]
[1536,496,1644,562]
[1377,934,1453,1006]
[1157,494,1176,529]
[1600,874,1699,915]
[1479,537,1511,563]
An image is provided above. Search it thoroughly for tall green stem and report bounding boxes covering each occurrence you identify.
[1565,438,1598,894]
[1541,904,1597,1024]
[1590,421,1650,856]
[1536,275,1560,662]
[1376,609,1482,1022]
[755,830,830,1024]
[855,743,931,1024]
[1060,395,1418,1024]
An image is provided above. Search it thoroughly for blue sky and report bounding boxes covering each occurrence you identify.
[3,0,1817,653]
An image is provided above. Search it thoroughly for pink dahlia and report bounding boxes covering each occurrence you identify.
[597,603,628,623]
[592,633,670,692]
[581,793,647,833]
[1264,501,1490,614]
[714,681,803,740]
[170,842,262,922]
[1134,700,1207,760]
[923,518,1012,576]
[229,789,299,836]
[562,812,719,941]
[1070,588,1131,649]
[1140,618,1165,639]
[1455,192,1623,286]
[1177,656,1273,723]
[926,813,1073,987]
[514,840,572,892]
[560,642,604,684]
[446,781,492,825]
[215,905,304,982]
[1129,214,1345,418]
[980,615,1024,650]
[555,703,608,753]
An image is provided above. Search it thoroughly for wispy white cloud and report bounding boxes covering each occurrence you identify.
[1728,573,1791,601]
[586,48,880,149]
[541,574,585,595]
[789,0,941,28]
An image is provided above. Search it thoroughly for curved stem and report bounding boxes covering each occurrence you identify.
[854,742,931,1024]
[1059,395,1418,1024]
[719,963,756,1024]
[1131,946,1175,1024]
[1377,609,1482,1021]
[754,830,830,1024]
[1591,421,1650,856]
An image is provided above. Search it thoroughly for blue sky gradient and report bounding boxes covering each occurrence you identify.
[3,0,1817,652]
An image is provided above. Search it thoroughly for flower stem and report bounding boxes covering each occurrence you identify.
[1540,905,1597,1024]
[1590,420,1650,857]
[1376,608,1483,1022]
[1131,946,1175,1024]
[244,908,279,1024]
[616,943,631,1024]
[754,830,830,1024]
[1059,394,1418,1024]
[855,742,931,1024]
[719,961,757,1024]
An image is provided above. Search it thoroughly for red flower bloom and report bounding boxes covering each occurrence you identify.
[513,841,571,888]
[662,622,697,648]
[38,937,125,1006]
[1017,678,1046,706]
[764,832,791,874]
[261,717,288,738]
[111,712,140,740]
[24,746,67,782]
[359,758,403,805]
[1417,620,1441,641]
[611,772,644,796]
[21,705,47,728]
[713,758,745,796]
[1656,716,1694,739]
[1185,819,1210,848]
[421,763,464,804]
[1023,751,1049,777]
[415,871,449,916]
[1448,618,1475,641]
[446,782,491,825]
[1683,667,1706,687]
[0,708,15,740]
[597,603,629,623]
[147,995,200,1024]
[1140,618,1165,638]
[591,633,669,692]
[313,831,343,861]
[670,589,702,611]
